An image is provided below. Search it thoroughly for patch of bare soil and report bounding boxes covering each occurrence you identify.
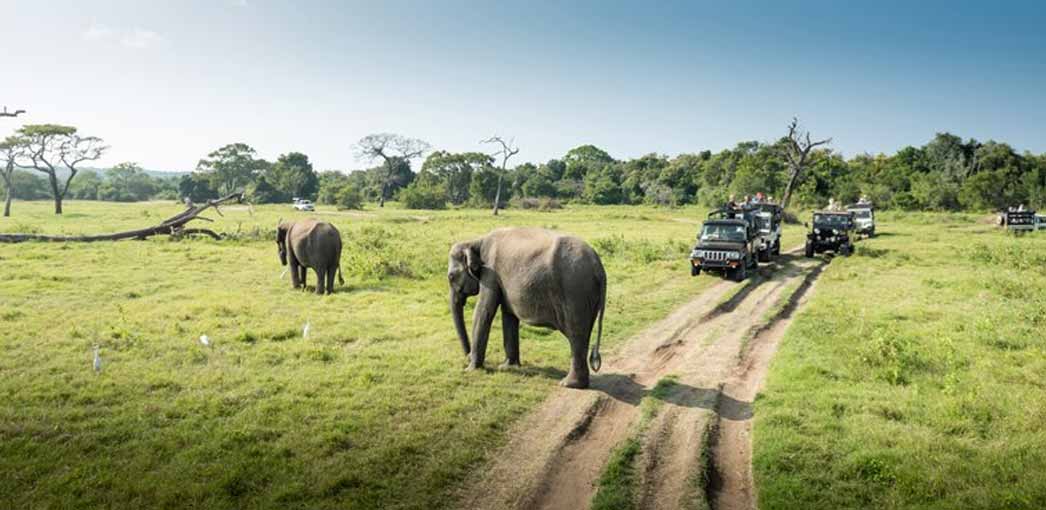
[457,249,825,510]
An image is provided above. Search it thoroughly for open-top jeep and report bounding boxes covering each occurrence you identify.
[1000,208,1037,235]
[804,211,855,257]
[846,202,875,237]
[747,203,783,262]
[689,208,758,281]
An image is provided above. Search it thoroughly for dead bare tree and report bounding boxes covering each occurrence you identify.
[779,117,831,210]
[481,135,520,216]
[0,137,26,217]
[0,192,243,243]
[353,133,430,207]
[0,106,26,118]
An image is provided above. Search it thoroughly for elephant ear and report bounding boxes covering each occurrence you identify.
[464,243,482,280]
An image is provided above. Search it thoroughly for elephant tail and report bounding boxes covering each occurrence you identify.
[337,266,345,286]
[589,287,605,373]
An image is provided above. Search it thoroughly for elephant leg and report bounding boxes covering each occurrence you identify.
[325,268,336,294]
[500,311,521,369]
[468,288,499,370]
[315,268,326,295]
[561,336,591,389]
[300,267,307,291]
[289,258,301,289]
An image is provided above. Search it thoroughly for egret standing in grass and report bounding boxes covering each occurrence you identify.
[93,346,102,373]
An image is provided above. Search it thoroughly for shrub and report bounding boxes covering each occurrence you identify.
[400,180,447,210]
[335,185,364,210]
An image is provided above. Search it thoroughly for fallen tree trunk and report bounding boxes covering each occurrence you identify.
[0,192,243,243]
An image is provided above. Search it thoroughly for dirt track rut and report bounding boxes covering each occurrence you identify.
[458,251,825,510]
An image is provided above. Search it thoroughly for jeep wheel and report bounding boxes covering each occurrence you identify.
[731,264,747,282]
[868,228,876,238]
[772,241,780,256]
[804,241,815,258]
[690,264,700,277]
[840,243,853,256]
[758,249,771,263]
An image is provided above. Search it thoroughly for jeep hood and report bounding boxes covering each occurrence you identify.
[696,240,746,251]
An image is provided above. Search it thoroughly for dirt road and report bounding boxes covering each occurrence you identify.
[458,251,826,510]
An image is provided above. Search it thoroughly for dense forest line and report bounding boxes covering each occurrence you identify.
[4,131,1045,214]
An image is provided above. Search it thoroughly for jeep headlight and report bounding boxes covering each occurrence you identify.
[814,228,821,234]
[726,251,741,260]
[691,249,704,259]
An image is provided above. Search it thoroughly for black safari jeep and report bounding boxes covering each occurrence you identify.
[689,209,758,281]
[804,211,855,257]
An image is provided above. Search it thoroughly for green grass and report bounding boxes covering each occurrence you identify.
[754,211,1046,509]
[0,199,771,510]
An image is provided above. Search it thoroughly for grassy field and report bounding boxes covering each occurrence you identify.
[0,199,810,509]
[755,212,1046,509]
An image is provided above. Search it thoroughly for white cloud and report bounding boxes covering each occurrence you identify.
[83,24,113,41]
[235,0,249,6]
[120,28,163,49]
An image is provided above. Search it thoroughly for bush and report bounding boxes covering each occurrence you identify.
[335,185,364,210]
[515,197,562,211]
[400,180,447,210]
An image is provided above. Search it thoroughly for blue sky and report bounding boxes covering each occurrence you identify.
[2,0,1045,171]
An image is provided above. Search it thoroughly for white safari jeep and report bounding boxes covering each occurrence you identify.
[846,202,876,237]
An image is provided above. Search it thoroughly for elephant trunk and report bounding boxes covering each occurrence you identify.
[450,289,471,356]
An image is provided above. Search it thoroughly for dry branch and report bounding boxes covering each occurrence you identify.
[0,192,243,243]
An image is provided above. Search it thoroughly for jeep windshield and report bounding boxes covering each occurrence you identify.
[754,213,771,231]
[850,209,872,219]
[700,224,747,242]
[813,214,851,229]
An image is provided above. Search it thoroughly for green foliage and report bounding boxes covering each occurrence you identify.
[400,172,447,210]
[266,152,318,202]
[334,185,364,210]
[195,143,269,196]
[468,166,511,208]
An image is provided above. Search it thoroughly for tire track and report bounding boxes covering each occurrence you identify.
[457,250,824,510]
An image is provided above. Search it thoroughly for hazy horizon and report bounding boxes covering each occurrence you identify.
[3,0,1045,172]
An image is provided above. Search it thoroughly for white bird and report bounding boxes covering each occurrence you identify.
[93,346,102,373]
[302,322,311,339]
[199,334,210,347]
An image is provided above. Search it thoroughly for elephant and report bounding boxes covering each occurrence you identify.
[276,219,344,295]
[447,227,607,389]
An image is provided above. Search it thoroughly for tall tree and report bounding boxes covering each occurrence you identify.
[481,136,519,215]
[353,133,430,207]
[16,124,107,214]
[779,118,831,210]
[0,137,26,216]
[421,151,492,205]
[195,143,267,196]
[267,152,318,200]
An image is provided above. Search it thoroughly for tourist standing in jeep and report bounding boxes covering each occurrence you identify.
[689,208,759,281]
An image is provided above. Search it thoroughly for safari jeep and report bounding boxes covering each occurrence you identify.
[747,203,783,262]
[847,203,875,237]
[689,209,758,281]
[1000,209,1037,235]
[804,211,855,257]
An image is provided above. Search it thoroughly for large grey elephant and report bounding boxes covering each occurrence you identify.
[277,219,344,295]
[448,227,607,389]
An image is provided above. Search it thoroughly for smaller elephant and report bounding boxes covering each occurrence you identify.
[276,219,344,295]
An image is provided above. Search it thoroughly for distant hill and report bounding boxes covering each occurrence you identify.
[50,167,190,180]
